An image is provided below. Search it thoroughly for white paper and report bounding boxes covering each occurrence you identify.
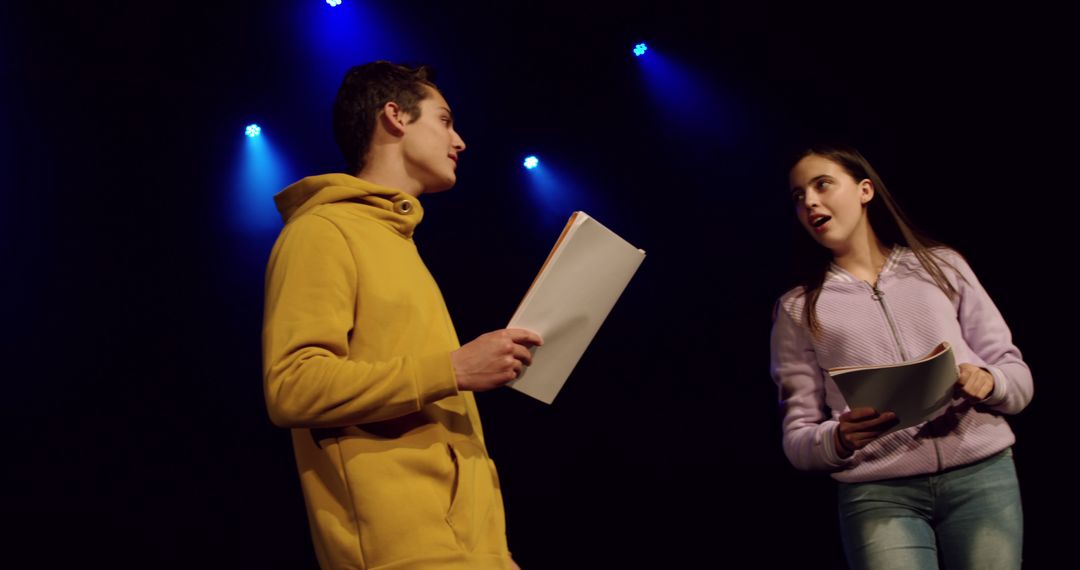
[508,212,645,403]
[829,342,959,432]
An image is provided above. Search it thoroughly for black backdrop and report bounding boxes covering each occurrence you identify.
[4,1,1072,567]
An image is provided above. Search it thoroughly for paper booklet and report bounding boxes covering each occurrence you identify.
[827,342,958,432]
[507,212,646,404]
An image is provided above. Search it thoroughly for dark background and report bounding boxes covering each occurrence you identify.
[4,1,1072,567]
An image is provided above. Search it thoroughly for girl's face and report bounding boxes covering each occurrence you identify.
[789,154,875,254]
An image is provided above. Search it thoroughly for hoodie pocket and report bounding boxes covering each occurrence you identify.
[445,441,499,552]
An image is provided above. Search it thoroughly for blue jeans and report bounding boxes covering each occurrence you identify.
[837,448,1022,570]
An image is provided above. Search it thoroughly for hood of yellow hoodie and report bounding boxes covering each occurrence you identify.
[273,173,424,238]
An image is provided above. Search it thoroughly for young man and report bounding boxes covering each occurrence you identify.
[262,61,540,570]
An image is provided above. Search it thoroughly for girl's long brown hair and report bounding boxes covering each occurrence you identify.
[791,145,959,334]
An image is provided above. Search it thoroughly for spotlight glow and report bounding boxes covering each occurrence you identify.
[633,43,648,57]
[326,0,342,6]
[523,156,539,170]
[245,124,262,138]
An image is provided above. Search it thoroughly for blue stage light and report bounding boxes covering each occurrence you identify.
[234,126,293,233]
[523,156,539,170]
[633,43,648,57]
[326,0,342,6]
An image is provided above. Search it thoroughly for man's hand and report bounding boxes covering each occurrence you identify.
[835,407,899,458]
[955,363,995,401]
[452,329,543,391]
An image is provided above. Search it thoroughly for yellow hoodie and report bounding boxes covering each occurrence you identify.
[262,174,510,570]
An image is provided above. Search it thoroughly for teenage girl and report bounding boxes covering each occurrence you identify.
[770,144,1032,569]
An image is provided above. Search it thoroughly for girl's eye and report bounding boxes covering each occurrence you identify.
[791,190,805,202]
[816,179,830,190]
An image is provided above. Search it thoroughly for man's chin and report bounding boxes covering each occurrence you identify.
[424,176,456,194]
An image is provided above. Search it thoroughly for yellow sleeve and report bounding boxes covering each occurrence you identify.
[261,214,459,428]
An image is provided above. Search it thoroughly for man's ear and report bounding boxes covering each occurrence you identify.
[379,101,408,136]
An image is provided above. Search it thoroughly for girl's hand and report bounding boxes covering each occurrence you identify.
[835,407,898,458]
[956,363,995,401]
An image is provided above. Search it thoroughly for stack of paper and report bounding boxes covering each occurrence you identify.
[828,342,958,431]
[508,212,646,404]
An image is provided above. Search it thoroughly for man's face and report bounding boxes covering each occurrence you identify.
[401,86,466,194]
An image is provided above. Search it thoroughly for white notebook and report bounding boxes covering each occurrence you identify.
[828,342,959,432]
[508,212,646,404]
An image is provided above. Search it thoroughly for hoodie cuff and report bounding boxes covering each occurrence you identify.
[410,352,460,407]
[980,365,1008,407]
[823,422,856,468]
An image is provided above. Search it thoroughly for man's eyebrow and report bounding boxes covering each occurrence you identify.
[438,106,454,120]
